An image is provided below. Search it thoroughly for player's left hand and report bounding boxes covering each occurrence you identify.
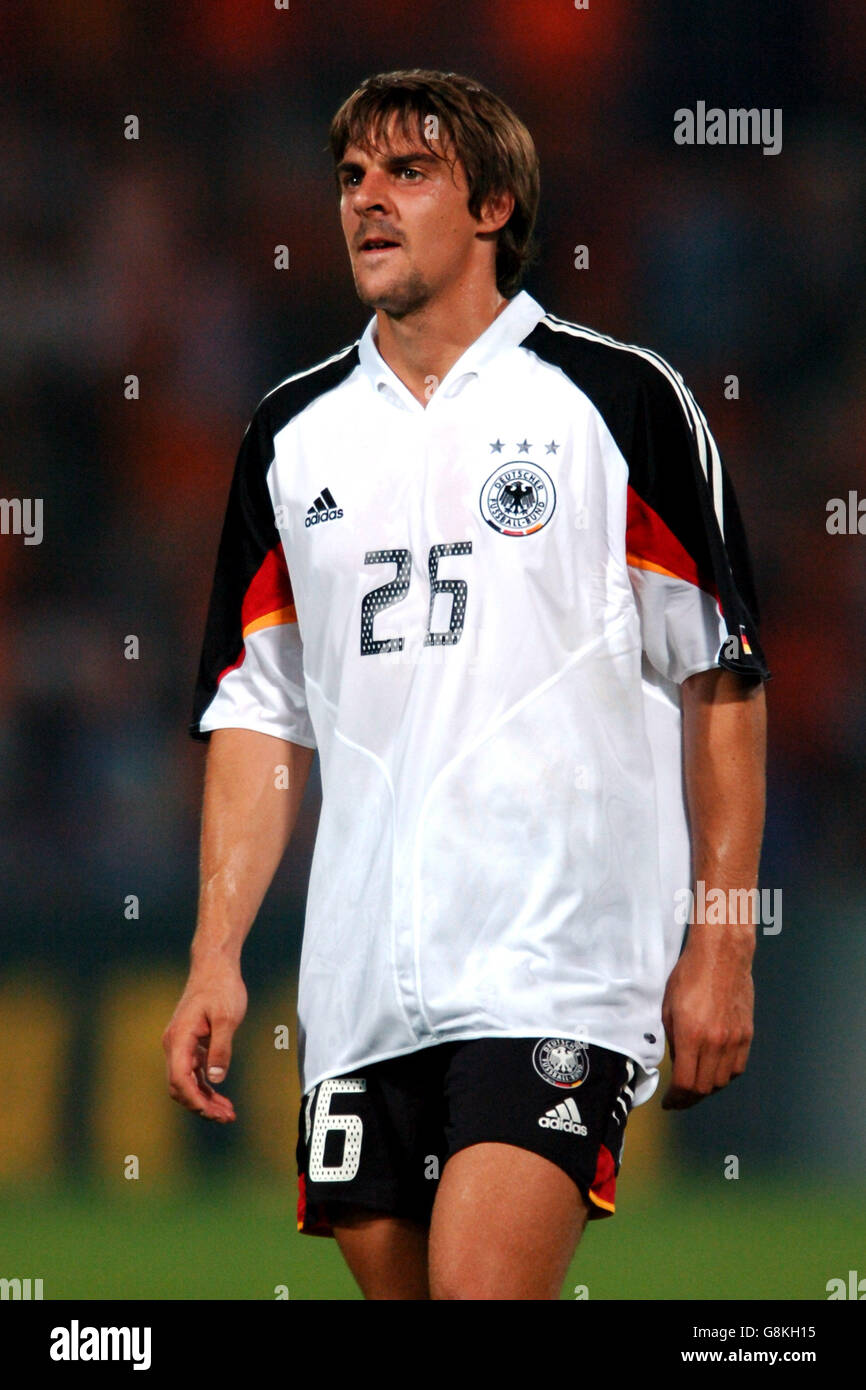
[660,924,755,1109]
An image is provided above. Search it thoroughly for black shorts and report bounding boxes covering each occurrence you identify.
[296,1036,636,1238]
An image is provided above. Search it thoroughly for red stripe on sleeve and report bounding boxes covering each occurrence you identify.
[241,544,294,629]
[216,544,294,685]
[626,485,718,599]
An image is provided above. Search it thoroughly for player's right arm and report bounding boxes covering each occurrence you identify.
[162,728,314,1122]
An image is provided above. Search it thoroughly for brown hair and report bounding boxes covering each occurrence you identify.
[329,69,540,298]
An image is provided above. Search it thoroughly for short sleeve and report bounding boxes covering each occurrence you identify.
[189,401,316,747]
[625,361,770,686]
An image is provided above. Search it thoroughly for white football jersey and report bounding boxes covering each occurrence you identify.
[191,291,769,1107]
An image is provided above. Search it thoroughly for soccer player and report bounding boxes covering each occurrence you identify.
[163,69,768,1301]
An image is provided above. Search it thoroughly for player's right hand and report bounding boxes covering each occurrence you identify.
[162,968,248,1123]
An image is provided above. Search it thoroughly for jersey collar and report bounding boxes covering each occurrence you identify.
[357,289,547,411]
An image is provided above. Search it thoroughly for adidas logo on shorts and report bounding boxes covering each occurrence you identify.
[538,1096,587,1136]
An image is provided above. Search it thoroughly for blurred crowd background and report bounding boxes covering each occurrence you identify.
[1,0,864,1288]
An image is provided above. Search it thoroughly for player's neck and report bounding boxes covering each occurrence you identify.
[373,280,509,407]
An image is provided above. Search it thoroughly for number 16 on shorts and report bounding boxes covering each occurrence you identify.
[305,1078,366,1182]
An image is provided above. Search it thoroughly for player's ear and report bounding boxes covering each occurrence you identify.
[477,187,515,235]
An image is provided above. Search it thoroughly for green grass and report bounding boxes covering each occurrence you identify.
[1,1173,862,1300]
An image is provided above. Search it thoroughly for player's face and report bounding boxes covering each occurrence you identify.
[336,117,486,317]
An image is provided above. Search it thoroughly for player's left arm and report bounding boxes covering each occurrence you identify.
[661,666,767,1109]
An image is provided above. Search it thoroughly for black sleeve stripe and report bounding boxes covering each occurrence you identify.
[258,339,360,415]
[521,316,770,682]
[261,340,361,441]
[189,343,362,741]
[543,312,727,535]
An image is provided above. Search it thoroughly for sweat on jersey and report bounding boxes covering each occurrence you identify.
[190,290,769,1108]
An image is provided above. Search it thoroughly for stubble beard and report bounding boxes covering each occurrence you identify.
[354,264,432,320]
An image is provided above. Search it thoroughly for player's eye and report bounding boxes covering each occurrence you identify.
[397,166,422,180]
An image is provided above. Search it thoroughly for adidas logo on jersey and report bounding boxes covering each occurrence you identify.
[538,1097,587,1136]
[305,486,343,527]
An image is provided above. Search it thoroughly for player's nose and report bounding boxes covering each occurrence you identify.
[350,165,393,214]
